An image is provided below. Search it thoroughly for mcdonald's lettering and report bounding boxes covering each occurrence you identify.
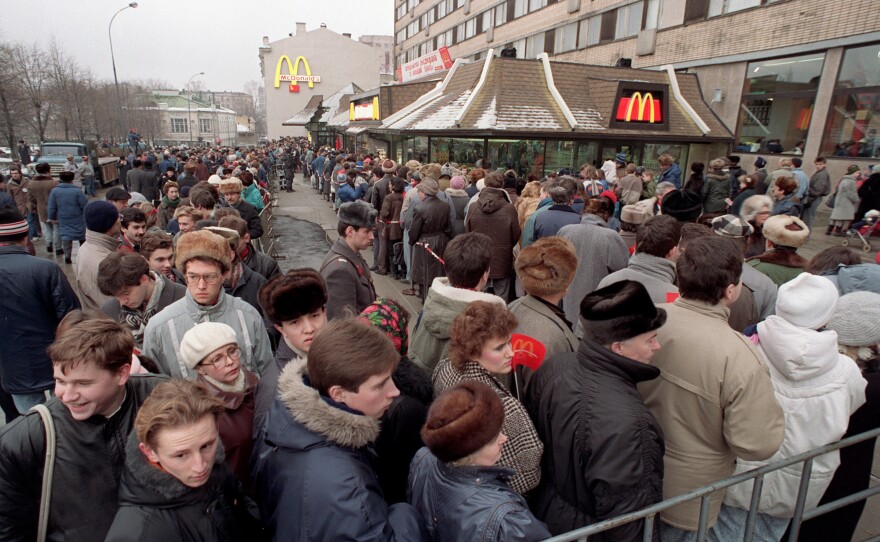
[615,92,662,123]
[512,338,535,355]
[274,55,321,91]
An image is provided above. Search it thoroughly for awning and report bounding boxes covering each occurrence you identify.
[345,126,369,135]
[282,95,324,126]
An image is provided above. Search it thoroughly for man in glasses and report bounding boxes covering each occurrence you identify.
[142,230,272,379]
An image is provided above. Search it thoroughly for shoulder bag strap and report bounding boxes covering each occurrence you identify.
[30,403,56,542]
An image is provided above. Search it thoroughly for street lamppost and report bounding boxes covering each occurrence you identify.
[109,2,138,147]
[186,72,205,147]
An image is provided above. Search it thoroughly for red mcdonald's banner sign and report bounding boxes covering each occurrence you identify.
[615,91,662,123]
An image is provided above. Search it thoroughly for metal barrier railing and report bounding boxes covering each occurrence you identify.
[544,427,880,542]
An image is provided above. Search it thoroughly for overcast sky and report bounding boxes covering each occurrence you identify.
[1,0,394,92]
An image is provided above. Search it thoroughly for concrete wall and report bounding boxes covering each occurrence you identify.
[260,27,383,139]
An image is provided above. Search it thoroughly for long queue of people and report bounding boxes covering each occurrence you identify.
[0,138,878,542]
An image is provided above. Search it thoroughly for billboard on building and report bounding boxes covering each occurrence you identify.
[397,47,453,83]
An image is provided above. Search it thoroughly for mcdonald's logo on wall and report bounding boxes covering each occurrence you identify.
[610,84,669,131]
[274,55,322,93]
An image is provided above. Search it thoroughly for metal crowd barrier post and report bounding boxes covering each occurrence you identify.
[543,427,880,542]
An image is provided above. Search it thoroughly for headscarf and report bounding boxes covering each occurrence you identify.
[359,298,409,357]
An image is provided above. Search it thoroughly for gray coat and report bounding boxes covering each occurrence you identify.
[507,294,577,392]
[830,175,860,220]
[320,238,377,320]
[74,230,120,311]
[598,252,678,304]
[557,215,630,327]
[129,168,159,201]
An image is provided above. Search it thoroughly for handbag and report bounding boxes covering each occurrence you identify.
[31,404,56,542]
[825,190,837,209]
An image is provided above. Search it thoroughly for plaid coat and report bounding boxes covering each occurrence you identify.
[432,359,543,494]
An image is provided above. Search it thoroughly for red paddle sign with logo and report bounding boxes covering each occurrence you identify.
[510,333,547,371]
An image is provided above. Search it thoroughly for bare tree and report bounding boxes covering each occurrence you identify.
[8,42,51,142]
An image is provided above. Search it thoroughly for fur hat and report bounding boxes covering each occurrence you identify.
[515,237,578,297]
[826,292,880,346]
[712,214,754,238]
[207,174,223,186]
[740,195,773,223]
[661,190,702,222]
[416,178,439,196]
[763,214,809,248]
[219,178,243,193]
[179,322,238,370]
[338,200,378,229]
[175,230,232,272]
[754,156,767,168]
[0,206,29,242]
[775,273,839,330]
[84,201,120,233]
[203,226,240,252]
[621,205,647,225]
[420,163,441,182]
[259,269,328,324]
[405,159,422,170]
[381,159,397,174]
[439,163,456,179]
[580,280,667,345]
[421,381,504,463]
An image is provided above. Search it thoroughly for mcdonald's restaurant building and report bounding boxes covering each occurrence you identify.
[368,54,732,178]
[259,24,385,139]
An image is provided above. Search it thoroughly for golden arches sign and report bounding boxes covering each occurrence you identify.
[615,91,662,123]
[273,55,321,89]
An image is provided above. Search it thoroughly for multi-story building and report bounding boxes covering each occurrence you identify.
[359,34,396,78]
[205,91,255,118]
[393,0,880,177]
[149,91,238,147]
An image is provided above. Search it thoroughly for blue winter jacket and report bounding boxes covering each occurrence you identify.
[408,448,551,542]
[337,182,366,203]
[658,163,682,190]
[0,246,80,393]
[47,183,88,240]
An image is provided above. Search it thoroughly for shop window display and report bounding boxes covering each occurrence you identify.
[821,43,880,159]
[488,139,545,178]
[544,141,598,174]
[430,137,486,165]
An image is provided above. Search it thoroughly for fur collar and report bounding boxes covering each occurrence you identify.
[747,248,807,269]
[276,358,380,448]
[429,277,507,305]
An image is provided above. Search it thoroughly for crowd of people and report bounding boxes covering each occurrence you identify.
[0,137,878,542]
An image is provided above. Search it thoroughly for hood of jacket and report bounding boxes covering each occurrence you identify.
[272,358,379,450]
[757,315,842,384]
[118,432,227,508]
[476,187,508,214]
[705,172,730,183]
[420,278,506,340]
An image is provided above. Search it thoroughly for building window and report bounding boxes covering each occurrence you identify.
[436,1,447,19]
[545,141,598,175]
[480,10,492,33]
[709,0,760,17]
[431,137,486,164]
[821,43,880,159]
[578,16,600,48]
[513,0,527,18]
[735,52,825,154]
[495,3,507,26]
[465,17,476,40]
[199,119,211,133]
[525,33,545,59]
[170,118,188,133]
[554,22,578,53]
[529,0,548,12]
[488,139,546,177]
[644,0,662,29]
[615,1,644,39]
[396,2,407,20]
[684,0,709,23]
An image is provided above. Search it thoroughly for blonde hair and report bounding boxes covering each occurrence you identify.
[135,380,224,449]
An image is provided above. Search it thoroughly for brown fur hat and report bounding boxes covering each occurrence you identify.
[419,163,442,182]
[515,237,578,297]
[762,214,809,248]
[421,381,504,463]
[175,230,232,273]
[259,269,328,324]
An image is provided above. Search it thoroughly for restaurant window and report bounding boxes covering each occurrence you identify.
[488,139,546,178]
[735,52,824,154]
[525,33,545,59]
[495,3,508,26]
[821,43,880,159]
[430,137,486,164]
[554,22,578,53]
[544,141,598,175]
[616,2,643,39]
[404,136,429,163]
[578,16,600,48]
[709,0,760,17]
[643,143,688,173]
[170,118,187,133]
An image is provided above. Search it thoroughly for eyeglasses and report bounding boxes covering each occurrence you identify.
[185,273,222,285]
[200,346,241,368]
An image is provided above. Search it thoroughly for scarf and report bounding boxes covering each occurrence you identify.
[161,195,181,208]
[120,273,165,348]
[358,298,409,356]
[202,370,246,393]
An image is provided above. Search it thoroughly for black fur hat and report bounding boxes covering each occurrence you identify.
[259,269,328,324]
[580,280,667,345]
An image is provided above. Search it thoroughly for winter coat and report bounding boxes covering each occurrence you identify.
[729,188,756,216]
[338,182,366,203]
[156,199,179,230]
[557,214,630,327]
[526,339,664,540]
[101,274,186,327]
[376,358,433,504]
[370,175,391,212]
[658,163,682,189]
[27,174,57,222]
[7,178,32,216]
[507,294,577,391]
[105,435,261,542]
[142,290,273,379]
[47,183,88,241]
[533,205,581,240]
[320,238,377,320]
[444,188,470,237]
[466,188,521,279]
[515,195,542,231]
[408,448,551,542]
[855,173,880,222]
[409,196,451,287]
[638,298,784,531]
[0,246,80,393]
[597,252,678,304]
[250,359,427,541]
[243,183,265,211]
[618,174,643,205]
[433,359,543,494]
[409,277,506,374]
[253,339,303,437]
[226,263,267,317]
[771,193,802,217]
[724,317,866,517]
[701,172,731,213]
[747,248,807,286]
[521,198,552,248]
[75,229,121,311]
[228,199,264,239]
[380,192,404,241]
[807,168,831,206]
[830,175,860,220]
[243,243,281,279]
[765,167,793,195]
[0,375,166,542]
[129,169,159,201]
[741,262,778,322]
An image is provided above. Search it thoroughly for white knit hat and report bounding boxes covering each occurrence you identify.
[775,273,839,330]
[179,322,238,370]
[826,292,880,346]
